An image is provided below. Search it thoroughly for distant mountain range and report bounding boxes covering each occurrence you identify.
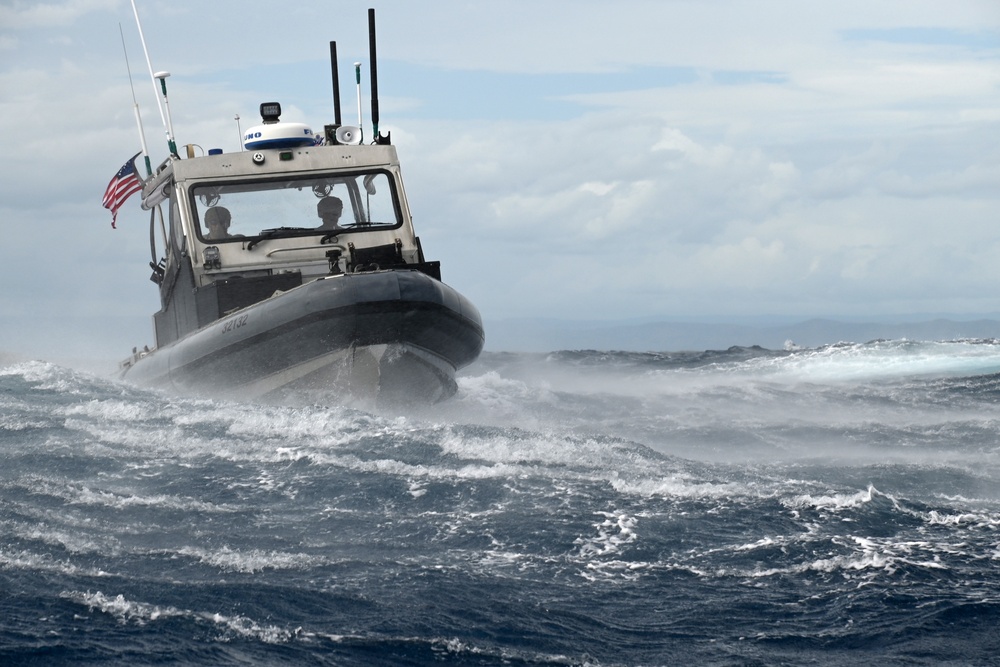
[483,317,1000,352]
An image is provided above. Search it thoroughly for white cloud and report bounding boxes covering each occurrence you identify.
[0,0,118,30]
[653,128,735,168]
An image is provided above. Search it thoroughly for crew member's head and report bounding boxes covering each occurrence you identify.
[317,197,344,229]
[204,206,232,239]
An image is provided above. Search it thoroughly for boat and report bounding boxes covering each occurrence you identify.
[118,10,484,407]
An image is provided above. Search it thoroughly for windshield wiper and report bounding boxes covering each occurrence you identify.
[246,227,313,251]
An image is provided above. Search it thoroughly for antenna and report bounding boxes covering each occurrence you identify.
[130,0,177,157]
[330,41,342,126]
[234,114,243,151]
[118,23,152,177]
[368,8,389,144]
[354,61,363,131]
[154,71,178,157]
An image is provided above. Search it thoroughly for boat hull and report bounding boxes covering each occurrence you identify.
[121,269,484,406]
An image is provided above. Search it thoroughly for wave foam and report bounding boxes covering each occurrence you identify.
[175,545,322,573]
[0,548,110,578]
[63,591,297,643]
[785,485,886,511]
[13,476,237,514]
[575,511,639,558]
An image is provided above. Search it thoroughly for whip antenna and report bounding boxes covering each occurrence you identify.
[119,23,152,177]
[354,61,363,132]
[154,70,178,156]
[130,0,177,157]
[330,41,342,126]
[368,8,387,144]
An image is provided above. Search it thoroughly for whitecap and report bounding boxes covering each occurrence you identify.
[62,591,298,643]
[0,548,110,578]
[784,484,892,511]
[175,545,322,573]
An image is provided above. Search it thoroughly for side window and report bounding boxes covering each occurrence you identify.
[159,189,185,264]
[168,195,186,255]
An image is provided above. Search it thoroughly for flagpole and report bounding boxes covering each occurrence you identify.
[119,23,152,178]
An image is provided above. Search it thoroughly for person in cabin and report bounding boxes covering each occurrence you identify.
[317,196,344,230]
[204,206,233,239]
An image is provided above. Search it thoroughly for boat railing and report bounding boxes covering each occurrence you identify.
[264,243,347,257]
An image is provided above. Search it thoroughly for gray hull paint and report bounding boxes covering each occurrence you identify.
[122,269,484,405]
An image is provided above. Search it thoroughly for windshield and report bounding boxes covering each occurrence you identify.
[191,171,401,242]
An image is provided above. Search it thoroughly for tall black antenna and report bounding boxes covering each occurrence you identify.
[330,41,342,126]
[367,8,389,144]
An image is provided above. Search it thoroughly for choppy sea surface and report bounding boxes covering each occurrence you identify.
[2,339,1000,666]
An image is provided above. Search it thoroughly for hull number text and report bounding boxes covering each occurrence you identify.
[221,314,249,334]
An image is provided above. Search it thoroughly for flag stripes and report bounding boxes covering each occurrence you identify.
[102,153,143,228]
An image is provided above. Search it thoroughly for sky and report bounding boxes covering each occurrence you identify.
[1,0,1000,363]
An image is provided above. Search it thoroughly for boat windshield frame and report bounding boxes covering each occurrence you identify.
[189,168,404,244]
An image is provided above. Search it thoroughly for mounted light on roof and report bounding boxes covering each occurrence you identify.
[260,102,281,124]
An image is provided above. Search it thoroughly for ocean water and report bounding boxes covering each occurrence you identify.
[2,339,1000,666]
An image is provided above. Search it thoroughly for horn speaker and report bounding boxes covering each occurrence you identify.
[334,125,362,145]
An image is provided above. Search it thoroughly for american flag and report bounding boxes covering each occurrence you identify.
[102,153,143,228]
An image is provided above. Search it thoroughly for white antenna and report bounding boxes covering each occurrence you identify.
[118,23,152,177]
[354,62,363,131]
[153,70,178,156]
[235,114,243,151]
[130,0,177,156]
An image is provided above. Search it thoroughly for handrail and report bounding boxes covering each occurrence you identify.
[265,243,346,257]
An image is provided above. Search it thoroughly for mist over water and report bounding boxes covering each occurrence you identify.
[442,341,1000,466]
[2,339,1000,665]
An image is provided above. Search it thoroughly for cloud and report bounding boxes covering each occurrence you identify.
[0,0,118,30]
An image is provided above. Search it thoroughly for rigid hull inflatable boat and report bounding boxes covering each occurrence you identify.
[119,12,484,405]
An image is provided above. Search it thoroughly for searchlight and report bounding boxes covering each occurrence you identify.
[260,102,281,124]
